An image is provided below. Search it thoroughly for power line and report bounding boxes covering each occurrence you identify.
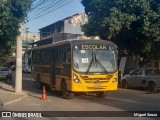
[30,0,73,21]
[29,0,73,21]
[32,0,66,15]
[31,0,56,12]
[30,0,50,11]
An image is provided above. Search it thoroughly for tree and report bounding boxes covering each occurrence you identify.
[81,0,160,65]
[0,0,34,65]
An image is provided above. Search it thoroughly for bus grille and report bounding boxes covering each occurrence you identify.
[80,75,113,83]
[87,87,105,89]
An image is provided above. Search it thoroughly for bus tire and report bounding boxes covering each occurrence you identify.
[61,81,74,99]
[75,92,83,96]
[54,90,62,96]
[96,91,106,98]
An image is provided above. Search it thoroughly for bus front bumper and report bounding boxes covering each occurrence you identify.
[72,83,118,92]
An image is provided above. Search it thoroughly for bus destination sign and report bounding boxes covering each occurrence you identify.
[81,45,108,50]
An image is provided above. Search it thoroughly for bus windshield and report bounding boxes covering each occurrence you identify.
[73,44,117,73]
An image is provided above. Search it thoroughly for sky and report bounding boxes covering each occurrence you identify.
[23,0,84,34]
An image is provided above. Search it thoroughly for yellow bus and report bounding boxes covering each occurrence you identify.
[31,39,118,99]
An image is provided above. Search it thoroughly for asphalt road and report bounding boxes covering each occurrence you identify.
[1,73,160,120]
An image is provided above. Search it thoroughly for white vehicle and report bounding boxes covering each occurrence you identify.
[121,68,160,93]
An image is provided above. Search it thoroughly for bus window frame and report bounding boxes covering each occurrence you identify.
[71,44,118,74]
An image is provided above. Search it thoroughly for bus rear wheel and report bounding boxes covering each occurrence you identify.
[96,91,106,98]
[61,81,74,99]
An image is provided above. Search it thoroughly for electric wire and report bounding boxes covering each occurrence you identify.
[29,0,73,21]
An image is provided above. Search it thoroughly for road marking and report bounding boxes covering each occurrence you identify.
[107,96,148,104]
[27,103,41,106]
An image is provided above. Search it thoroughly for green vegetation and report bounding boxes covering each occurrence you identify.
[0,0,34,65]
[81,0,160,64]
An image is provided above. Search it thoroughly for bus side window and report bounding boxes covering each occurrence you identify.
[55,48,58,66]
[36,50,40,64]
[43,49,46,64]
[59,47,62,65]
[62,47,70,64]
[39,50,43,64]
[43,49,49,64]
[32,51,35,64]
[41,50,45,63]
[66,48,71,64]
[62,47,66,64]
[46,48,50,64]
[55,48,62,66]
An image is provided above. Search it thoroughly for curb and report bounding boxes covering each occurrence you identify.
[1,93,28,106]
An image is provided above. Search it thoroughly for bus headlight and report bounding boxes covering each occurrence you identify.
[73,74,81,83]
[112,76,118,82]
[73,75,77,79]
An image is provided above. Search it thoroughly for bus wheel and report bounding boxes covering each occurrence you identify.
[61,81,74,99]
[96,92,106,98]
[75,92,83,96]
[54,90,62,96]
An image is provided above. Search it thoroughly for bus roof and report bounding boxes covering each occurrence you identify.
[31,39,117,50]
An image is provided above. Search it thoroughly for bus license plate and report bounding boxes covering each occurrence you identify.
[94,83,101,88]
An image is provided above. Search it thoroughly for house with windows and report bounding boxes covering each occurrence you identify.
[34,13,88,46]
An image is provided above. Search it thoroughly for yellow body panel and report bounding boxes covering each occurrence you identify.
[32,71,118,92]
[55,76,62,91]
[40,75,50,84]
[72,82,118,92]
[32,72,50,84]
[55,75,71,91]
[71,71,118,92]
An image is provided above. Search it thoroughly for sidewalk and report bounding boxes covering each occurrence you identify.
[0,81,27,106]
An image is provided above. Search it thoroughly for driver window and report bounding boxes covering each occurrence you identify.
[132,69,139,75]
[132,69,143,75]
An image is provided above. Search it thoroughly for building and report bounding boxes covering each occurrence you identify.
[34,13,88,46]
[22,30,40,67]
[7,31,40,66]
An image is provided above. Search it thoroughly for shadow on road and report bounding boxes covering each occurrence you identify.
[4,73,159,119]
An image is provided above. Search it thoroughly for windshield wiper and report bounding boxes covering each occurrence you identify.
[86,52,94,74]
[75,62,79,68]
[94,53,108,74]
[85,52,108,74]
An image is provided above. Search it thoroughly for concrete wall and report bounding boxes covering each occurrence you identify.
[64,14,88,34]
[64,22,83,34]
[40,13,88,40]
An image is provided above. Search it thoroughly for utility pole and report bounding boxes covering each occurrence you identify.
[15,24,22,94]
